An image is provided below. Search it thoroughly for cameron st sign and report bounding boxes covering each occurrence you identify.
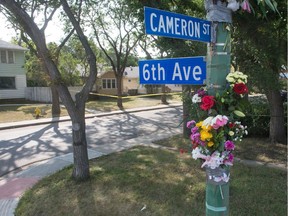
[144,7,211,43]
[139,57,206,85]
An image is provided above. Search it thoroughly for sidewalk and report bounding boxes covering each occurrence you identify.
[0,103,286,216]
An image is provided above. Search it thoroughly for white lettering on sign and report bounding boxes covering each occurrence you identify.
[203,23,210,35]
[172,63,202,81]
[150,14,203,38]
[143,63,166,81]
[193,66,202,81]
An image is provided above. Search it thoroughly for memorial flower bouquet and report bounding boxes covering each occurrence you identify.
[187,71,248,175]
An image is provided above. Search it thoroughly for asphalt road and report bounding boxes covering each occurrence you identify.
[0,106,183,177]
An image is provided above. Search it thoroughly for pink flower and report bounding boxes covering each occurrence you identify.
[224,140,235,150]
[211,115,229,129]
[241,0,251,13]
[224,153,234,166]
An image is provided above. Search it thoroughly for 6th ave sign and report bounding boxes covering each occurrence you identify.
[139,57,206,85]
[144,7,211,43]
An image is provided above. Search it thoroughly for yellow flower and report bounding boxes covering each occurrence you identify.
[207,141,214,147]
[200,130,213,141]
[196,121,203,128]
[202,125,212,131]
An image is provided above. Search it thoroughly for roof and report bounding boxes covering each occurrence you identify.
[123,66,139,78]
[0,39,28,51]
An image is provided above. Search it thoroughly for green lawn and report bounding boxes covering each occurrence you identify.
[15,147,287,216]
[0,94,181,123]
[153,135,287,165]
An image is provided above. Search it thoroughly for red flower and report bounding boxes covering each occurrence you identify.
[200,95,215,111]
[233,83,248,95]
[228,122,235,128]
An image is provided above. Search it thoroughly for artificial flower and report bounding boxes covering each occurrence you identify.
[192,94,201,103]
[228,131,235,136]
[211,115,228,129]
[200,95,215,111]
[200,130,213,141]
[241,0,251,13]
[207,141,214,147]
[233,83,248,95]
[186,120,196,128]
[203,116,214,127]
[187,72,249,170]
[224,140,235,150]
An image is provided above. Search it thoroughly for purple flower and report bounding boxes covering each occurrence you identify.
[186,120,196,128]
[191,133,200,142]
[227,153,234,163]
[197,88,206,97]
[191,126,198,134]
[224,140,235,151]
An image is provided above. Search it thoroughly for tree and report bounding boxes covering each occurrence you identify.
[85,0,143,109]
[232,0,287,144]
[0,0,97,180]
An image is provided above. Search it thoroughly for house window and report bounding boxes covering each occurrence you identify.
[0,77,16,89]
[0,50,14,64]
[1,50,7,63]
[8,51,14,63]
[102,78,117,89]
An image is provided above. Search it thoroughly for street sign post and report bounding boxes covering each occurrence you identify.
[144,6,211,43]
[139,57,206,85]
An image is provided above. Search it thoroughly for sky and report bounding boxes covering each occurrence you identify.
[0,12,149,58]
[0,13,63,43]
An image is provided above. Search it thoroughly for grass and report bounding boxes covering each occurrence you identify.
[153,135,287,165]
[0,94,181,123]
[0,104,69,123]
[15,147,287,216]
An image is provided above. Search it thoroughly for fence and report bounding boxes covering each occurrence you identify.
[25,87,82,103]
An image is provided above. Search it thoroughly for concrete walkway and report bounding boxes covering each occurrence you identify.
[0,104,286,216]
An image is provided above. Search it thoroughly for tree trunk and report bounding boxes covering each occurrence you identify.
[71,105,90,179]
[161,85,168,104]
[266,89,286,144]
[51,85,61,117]
[117,75,123,109]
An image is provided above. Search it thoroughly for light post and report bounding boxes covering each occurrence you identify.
[205,1,232,215]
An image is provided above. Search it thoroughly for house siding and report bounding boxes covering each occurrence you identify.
[0,47,27,99]
[122,77,139,93]
[0,75,27,99]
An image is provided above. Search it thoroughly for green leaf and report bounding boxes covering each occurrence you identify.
[234,110,246,117]
[264,0,276,12]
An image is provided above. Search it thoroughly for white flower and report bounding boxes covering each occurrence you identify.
[203,116,214,127]
[192,94,201,103]
[191,147,203,160]
[226,76,235,83]
[229,131,235,136]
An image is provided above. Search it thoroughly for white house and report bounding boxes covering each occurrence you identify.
[0,40,28,99]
